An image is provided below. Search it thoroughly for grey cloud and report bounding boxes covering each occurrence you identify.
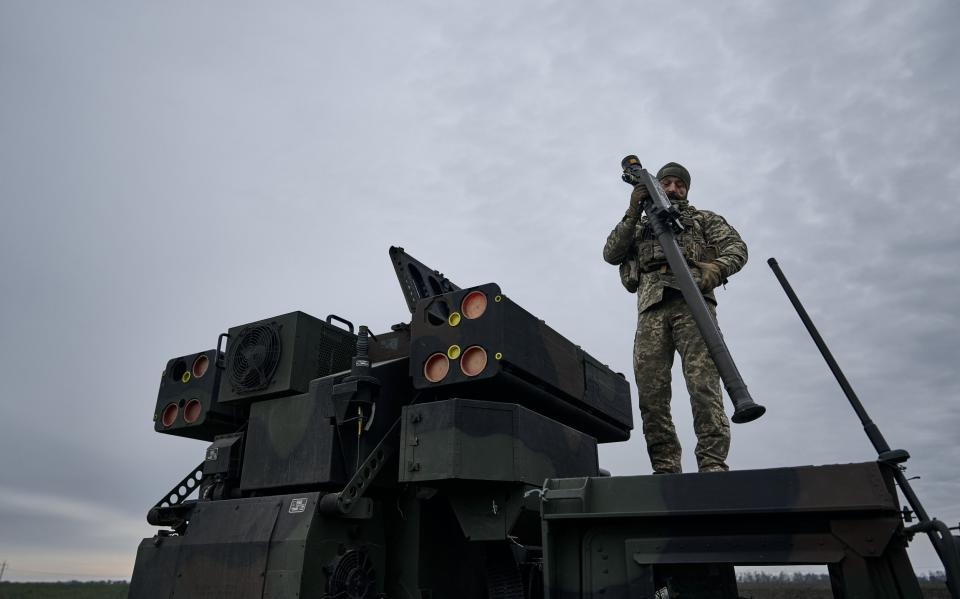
[1,0,958,581]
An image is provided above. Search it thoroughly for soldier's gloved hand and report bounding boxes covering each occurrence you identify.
[695,261,723,291]
[626,184,650,218]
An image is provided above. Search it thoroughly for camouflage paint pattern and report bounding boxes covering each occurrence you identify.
[398,398,599,486]
[540,463,922,599]
[602,197,748,314]
[604,196,746,473]
[408,282,633,442]
[135,247,933,598]
[129,492,388,599]
[634,295,730,473]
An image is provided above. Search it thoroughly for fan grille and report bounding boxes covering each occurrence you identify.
[319,327,356,374]
[228,324,282,393]
[328,549,375,599]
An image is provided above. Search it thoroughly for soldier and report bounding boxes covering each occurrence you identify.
[603,162,747,473]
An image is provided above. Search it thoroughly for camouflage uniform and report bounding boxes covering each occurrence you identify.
[603,195,747,473]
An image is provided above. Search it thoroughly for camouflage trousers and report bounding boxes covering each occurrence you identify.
[633,295,730,473]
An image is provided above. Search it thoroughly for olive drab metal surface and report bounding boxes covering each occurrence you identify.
[153,349,245,440]
[128,247,956,599]
[409,282,632,442]
[398,399,599,484]
[219,311,357,404]
[541,463,919,598]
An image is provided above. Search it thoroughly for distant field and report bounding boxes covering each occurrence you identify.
[0,582,128,599]
[734,582,950,599]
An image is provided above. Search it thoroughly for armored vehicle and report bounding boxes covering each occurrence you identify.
[129,246,959,598]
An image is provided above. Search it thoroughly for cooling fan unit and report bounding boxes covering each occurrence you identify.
[220,311,357,403]
[227,324,282,393]
[327,548,376,599]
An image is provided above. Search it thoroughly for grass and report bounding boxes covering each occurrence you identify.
[0,582,128,599]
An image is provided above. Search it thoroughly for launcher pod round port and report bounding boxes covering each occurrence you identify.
[169,359,187,382]
[448,312,461,326]
[461,291,488,319]
[183,399,202,424]
[192,354,209,378]
[161,403,179,428]
[460,346,487,377]
[423,353,450,383]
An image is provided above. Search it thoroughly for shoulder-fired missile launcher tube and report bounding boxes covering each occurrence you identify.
[622,155,765,424]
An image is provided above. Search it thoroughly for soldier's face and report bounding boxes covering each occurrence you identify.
[659,176,688,201]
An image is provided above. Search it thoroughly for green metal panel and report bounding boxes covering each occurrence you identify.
[542,462,896,519]
[541,462,922,599]
[399,398,598,485]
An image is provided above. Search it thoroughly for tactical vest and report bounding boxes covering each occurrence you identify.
[618,212,719,293]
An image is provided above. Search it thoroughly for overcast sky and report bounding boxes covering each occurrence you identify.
[1,0,958,583]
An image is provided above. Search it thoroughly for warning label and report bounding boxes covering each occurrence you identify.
[289,497,308,514]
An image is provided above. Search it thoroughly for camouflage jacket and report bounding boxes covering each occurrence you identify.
[602,199,748,313]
